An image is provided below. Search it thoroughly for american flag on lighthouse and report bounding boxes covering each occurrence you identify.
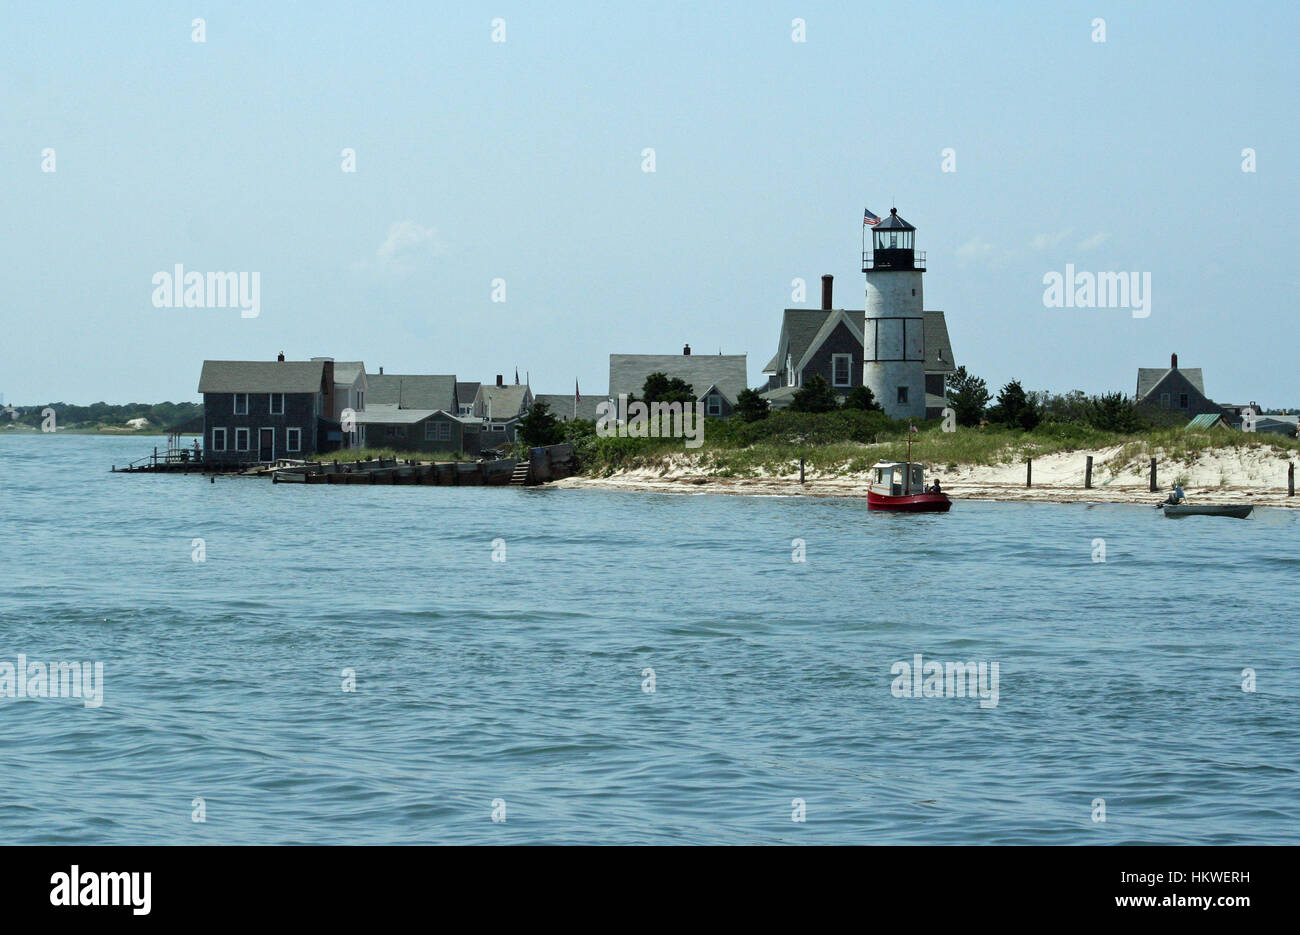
[864,208,881,227]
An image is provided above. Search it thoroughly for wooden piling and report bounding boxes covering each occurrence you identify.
[1149,458,1157,492]
[1084,455,1093,489]
[1026,458,1032,488]
[799,458,805,485]
[1289,462,1295,497]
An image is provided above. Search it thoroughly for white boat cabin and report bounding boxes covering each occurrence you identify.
[870,460,926,496]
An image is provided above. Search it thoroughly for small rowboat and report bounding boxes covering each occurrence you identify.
[1159,502,1253,519]
[867,460,951,512]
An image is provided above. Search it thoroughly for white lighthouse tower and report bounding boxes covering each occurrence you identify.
[863,208,926,421]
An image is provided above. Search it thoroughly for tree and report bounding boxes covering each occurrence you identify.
[734,387,770,422]
[989,379,1040,430]
[517,401,565,446]
[1087,392,1143,433]
[790,375,839,413]
[641,372,695,405]
[842,384,882,411]
[947,366,990,427]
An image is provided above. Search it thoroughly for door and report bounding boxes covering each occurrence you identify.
[259,428,274,462]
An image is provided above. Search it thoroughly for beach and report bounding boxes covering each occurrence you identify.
[555,444,1300,507]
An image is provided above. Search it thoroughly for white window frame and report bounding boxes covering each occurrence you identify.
[235,427,249,451]
[212,427,227,451]
[233,393,248,415]
[831,353,852,387]
[706,395,722,416]
[286,427,301,452]
[270,393,285,415]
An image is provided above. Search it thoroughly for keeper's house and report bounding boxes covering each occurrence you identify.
[198,357,340,464]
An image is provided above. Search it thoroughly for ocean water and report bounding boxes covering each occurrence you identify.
[1,434,1297,845]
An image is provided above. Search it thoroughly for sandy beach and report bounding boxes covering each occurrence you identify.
[554,444,1300,507]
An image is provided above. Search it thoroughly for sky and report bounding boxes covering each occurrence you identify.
[2,1,1296,407]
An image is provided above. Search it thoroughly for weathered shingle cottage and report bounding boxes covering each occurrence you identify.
[356,373,480,454]
[1136,353,1224,420]
[609,346,748,417]
[198,358,338,464]
[472,377,533,443]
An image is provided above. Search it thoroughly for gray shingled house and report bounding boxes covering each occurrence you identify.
[609,346,748,417]
[1136,353,1224,420]
[473,378,534,443]
[760,275,955,416]
[198,358,338,464]
[357,373,479,454]
[314,358,367,448]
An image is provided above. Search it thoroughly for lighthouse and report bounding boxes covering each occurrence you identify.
[863,208,926,421]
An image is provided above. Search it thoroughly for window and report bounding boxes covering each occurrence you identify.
[1179,394,1188,409]
[897,386,909,405]
[786,354,794,387]
[286,427,301,452]
[396,427,406,439]
[831,354,852,387]
[235,428,249,451]
[270,393,285,415]
[356,391,364,410]
[212,428,227,451]
[425,421,451,441]
[233,393,248,415]
[1160,393,1170,409]
[706,395,722,416]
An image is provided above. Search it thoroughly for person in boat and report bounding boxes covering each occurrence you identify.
[1165,483,1185,505]
[929,479,942,495]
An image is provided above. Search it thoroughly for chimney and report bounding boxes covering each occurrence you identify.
[683,343,691,356]
[496,374,504,387]
[1171,352,1178,369]
[277,351,285,362]
[378,366,383,375]
[821,274,833,310]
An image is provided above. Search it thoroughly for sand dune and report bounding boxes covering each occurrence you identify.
[555,445,1300,506]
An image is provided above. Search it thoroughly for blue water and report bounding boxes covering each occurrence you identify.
[1,434,1297,844]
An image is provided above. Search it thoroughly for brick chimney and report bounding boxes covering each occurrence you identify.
[277,351,285,362]
[683,343,691,356]
[496,374,504,387]
[821,274,833,310]
[1171,352,1178,369]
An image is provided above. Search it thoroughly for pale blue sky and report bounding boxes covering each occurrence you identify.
[2,1,1296,406]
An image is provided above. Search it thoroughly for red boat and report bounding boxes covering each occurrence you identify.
[867,460,951,512]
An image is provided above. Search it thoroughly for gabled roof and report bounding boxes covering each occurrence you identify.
[332,361,367,387]
[763,309,847,373]
[534,393,605,421]
[455,382,480,405]
[609,353,748,403]
[1137,367,1205,399]
[474,384,532,418]
[368,374,457,411]
[795,309,865,373]
[199,360,327,394]
[1186,413,1231,430]
[923,311,955,373]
